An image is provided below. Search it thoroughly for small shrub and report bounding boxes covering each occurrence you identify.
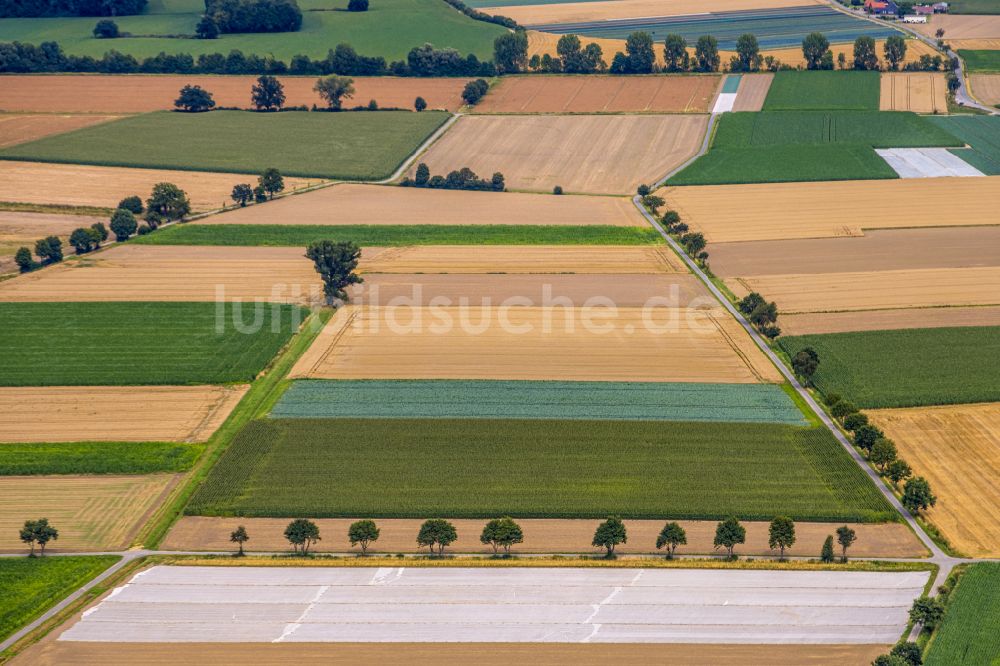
[137,223,153,236]
[414,96,427,112]
[553,185,563,195]
[347,0,368,10]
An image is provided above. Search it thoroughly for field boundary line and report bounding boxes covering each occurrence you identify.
[379,112,461,184]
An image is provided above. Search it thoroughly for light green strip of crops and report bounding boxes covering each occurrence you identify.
[269,379,808,425]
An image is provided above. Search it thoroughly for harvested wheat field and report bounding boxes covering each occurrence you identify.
[353,273,710,307]
[0,210,105,273]
[473,75,720,114]
[880,72,948,113]
[202,183,645,227]
[0,474,176,552]
[970,74,1000,106]
[290,305,782,383]
[662,177,1000,242]
[360,244,684,273]
[732,73,774,112]
[914,15,1000,40]
[869,403,1000,558]
[779,306,1000,335]
[727,267,1000,314]
[0,76,468,113]
[0,245,324,304]
[0,113,120,148]
[415,114,708,194]
[953,38,1000,50]
[165,516,925,557]
[709,227,1000,278]
[21,641,892,666]
[0,161,315,212]
[498,0,816,25]
[0,385,247,443]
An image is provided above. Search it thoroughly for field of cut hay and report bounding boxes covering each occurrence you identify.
[868,404,1000,558]
[726,267,1000,314]
[290,305,783,383]
[913,14,1000,39]
[732,73,773,112]
[200,183,646,227]
[486,0,814,25]
[0,210,105,274]
[0,245,323,304]
[0,76,469,113]
[0,474,176,551]
[0,385,247,443]
[779,307,1000,336]
[473,75,720,114]
[413,114,708,194]
[165,516,922,556]
[661,177,1000,242]
[0,114,121,148]
[880,72,948,113]
[0,161,314,212]
[970,74,1000,105]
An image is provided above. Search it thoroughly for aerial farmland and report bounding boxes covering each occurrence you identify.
[1,0,998,662]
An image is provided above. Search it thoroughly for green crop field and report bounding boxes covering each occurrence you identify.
[961,49,1000,72]
[927,115,1000,175]
[763,71,881,110]
[779,327,1000,409]
[925,563,1000,665]
[0,111,449,180]
[0,302,305,386]
[669,110,959,185]
[0,442,201,475]
[187,418,895,521]
[0,0,504,61]
[949,0,1000,13]
[0,555,120,642]
[270,380,809,424]
[133,224,664,246]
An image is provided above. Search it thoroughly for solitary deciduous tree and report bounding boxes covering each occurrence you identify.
[694,35,720,72]
[284,519,321,554]
[314,75,355,109]
[251,75,285,111]
[93,19,118,38]
[147,182,191,220]
[230,525,249,556]
[414,96,427,112]
[14,247,34,273]
[592,516,627,557]
[791,347,819,384]
[174,84,215,112]
[348,519,380,556]
[663,33,689,72]
[902,477,936,516]
[713,516,746,559]
[884,35,907,71]
[417,519,457,555]
[887,459,912,488]
[768,516,796,560]
[836,525,856,562]
[870,437,898,473]
[655,521,687,559]
[480,517,524,556]
[305,240,363,306]
[853,35,879,70]
[734,33,761,72]
[231,183,253,207]
[258,168,284,199]
[20,518,58,556]
[802,32,831,70]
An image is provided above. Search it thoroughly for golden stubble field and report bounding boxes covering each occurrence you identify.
[780,307,1000,335]
[0,474,177,551]
[868,403,1000,558]
[473,75,720,114]
[880,72,948,113]
[0,113,121,148]
[0,385,247,443]
[732,73,774,112]
[415,114,708,195]
[913,14,1000,39]
[290,305,782,383]
[662,177,1000,242]
[201,183,646,227]
[0,76,469,113]
[0,161,316,212]
[0,210,105,273]
[970,74,1000,106]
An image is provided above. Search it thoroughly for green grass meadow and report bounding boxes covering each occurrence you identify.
[0,442,202,475]
[763,71,881,110]
[960,49,1000,72]
[0,555,120,642]
[0,302,305,386]
[949,0,1000,13]
[0,0,505,61]
[0,110,450,180]
[134,223,665,246]
[779,327,1000,409]
[925,563,1000,666]
[187,418,895,521]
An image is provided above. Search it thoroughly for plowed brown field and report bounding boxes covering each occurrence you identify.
[780,307,1000,335]
[414,114,708,194]
[914,15,1000,39]
[200,183,645,227]
[0,76,469,113]
[290,305,782,383]
[498,0,817,24]
[21,642,891,666]
[869,403,1000,558]
[726,267,1000,313]
[709,227,1000,277]
[662,177,1000,242]
[880,72,948,113]
[0,385,247,443]
[0,161,315,212]
[164,516,926,557]
[474,75,720,113]
[0,210,105,274]
[0,113,120,148]
[970,74,1000,106]
[0,474,177,552]
[732,73,774,112]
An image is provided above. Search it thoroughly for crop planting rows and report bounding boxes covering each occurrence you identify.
[924,564,1000,665]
